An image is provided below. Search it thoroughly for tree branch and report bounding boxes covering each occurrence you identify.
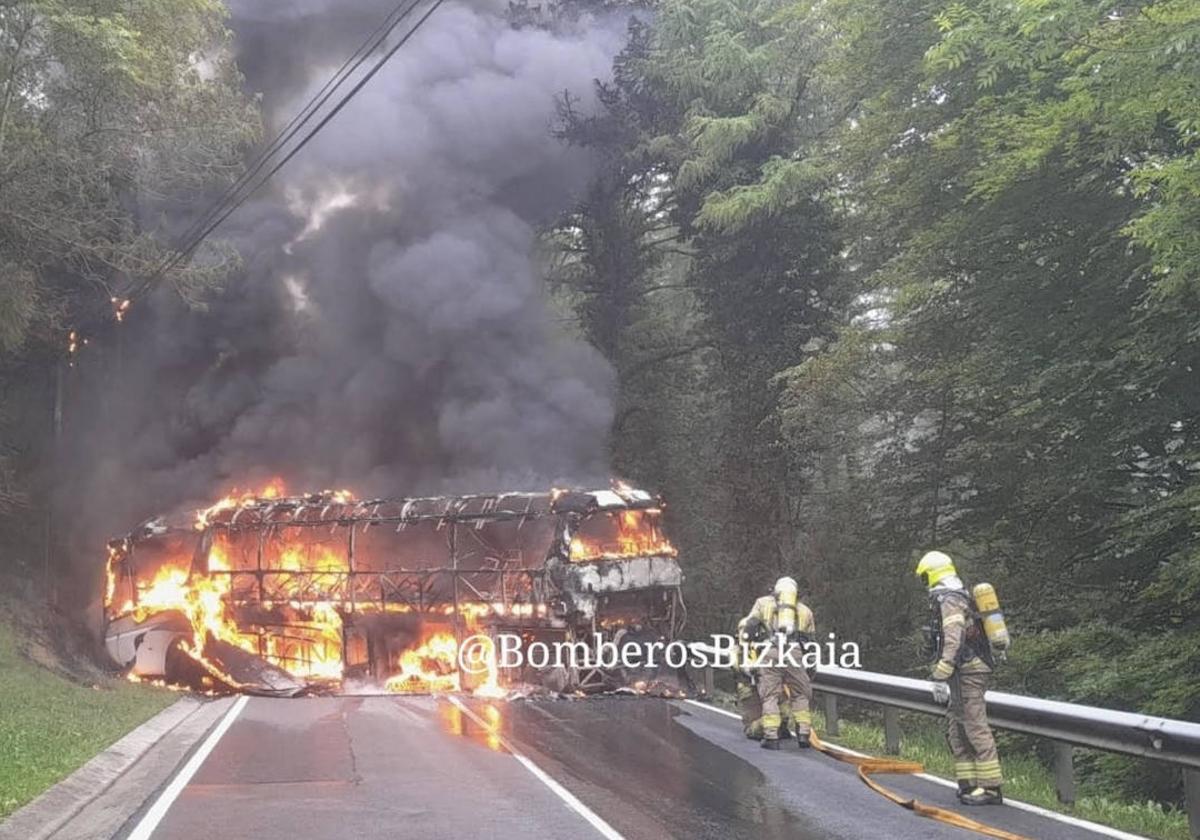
[624,341,716,377]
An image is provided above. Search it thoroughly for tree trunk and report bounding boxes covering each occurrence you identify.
[0,13,35,159]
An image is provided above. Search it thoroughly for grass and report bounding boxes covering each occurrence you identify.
[704,687,1189,840]
[0,617,176,819]
[815,712,1190,840]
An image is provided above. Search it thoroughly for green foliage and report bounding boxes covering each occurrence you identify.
[697,157,824,230]
[0,616,175,818]
[0,262,37,355]
[548,0,848,634]
[923,0,1200,298]
[0,0,258,524]
[547,0,1200,813]
[818,709,1190,839]
[0,0,260,358]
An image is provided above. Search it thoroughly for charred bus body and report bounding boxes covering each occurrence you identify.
[103,487,685,695]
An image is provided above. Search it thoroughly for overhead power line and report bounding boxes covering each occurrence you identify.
[70,0,445,358]
[153,0,447,287]
[143,0,429,299]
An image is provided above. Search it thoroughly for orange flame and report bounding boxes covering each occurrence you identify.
[569,509,677,562]
[108,478,508,693]
[194,477,290,530]
[107,481,667,696]
[384,632,460,694]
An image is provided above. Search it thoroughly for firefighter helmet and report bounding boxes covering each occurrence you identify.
[915,551,957,588]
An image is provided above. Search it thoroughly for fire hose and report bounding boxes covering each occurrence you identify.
[806,730,1033,840]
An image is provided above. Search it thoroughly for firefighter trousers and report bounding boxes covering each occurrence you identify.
[737,678,791,739]
[947,671,1003,787]
[757,647,812,740]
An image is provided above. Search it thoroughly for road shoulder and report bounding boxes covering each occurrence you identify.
[678,699,1151,840]
[0,696,231,840]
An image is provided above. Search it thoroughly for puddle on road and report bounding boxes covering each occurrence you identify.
[436,699,505,753]
[438,695,825,839]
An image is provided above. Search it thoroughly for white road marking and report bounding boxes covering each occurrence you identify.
[126,695,249,840]
[447,695,625,840]
[681,698,1150,840]
[683,698,741,720]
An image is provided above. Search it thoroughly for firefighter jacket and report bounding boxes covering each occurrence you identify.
[744,595,815,640]
[930,587,992,680]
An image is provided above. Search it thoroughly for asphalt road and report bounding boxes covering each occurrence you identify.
[112,695,1126,840]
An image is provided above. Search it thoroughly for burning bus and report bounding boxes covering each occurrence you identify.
[102,483,685,696]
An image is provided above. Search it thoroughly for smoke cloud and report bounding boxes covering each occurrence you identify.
[64,0,623,570]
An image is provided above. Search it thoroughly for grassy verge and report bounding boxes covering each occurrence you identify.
[0,617,176,819]
[704,688,1187,839]
[816,711,1189,840]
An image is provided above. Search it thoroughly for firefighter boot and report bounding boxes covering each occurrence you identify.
[961,786,1003,806]
[795,733,810,749]
[760,738,781,750]
[956,780,973,802]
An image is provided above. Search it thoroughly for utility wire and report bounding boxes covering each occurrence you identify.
[68,0,445,364]
[154,0,447,284]
[143,0,428,299]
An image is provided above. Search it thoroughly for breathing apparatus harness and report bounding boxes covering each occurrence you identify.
[925,586,995,669]
[771,587,812,647]
[765,588,816,679]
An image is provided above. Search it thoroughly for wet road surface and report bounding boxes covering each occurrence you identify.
[118,695,1125,840]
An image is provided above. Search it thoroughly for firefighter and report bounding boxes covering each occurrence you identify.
[744,576,815,749]
[733,617,792,739]
[916,550,1004,806]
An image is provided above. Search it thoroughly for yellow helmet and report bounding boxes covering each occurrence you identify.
[915,551,956,588]
[773,576,798,596]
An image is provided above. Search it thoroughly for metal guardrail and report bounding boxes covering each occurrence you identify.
[813,666,1200,769]
[805,665,1200,838]
[694,654,1200,837]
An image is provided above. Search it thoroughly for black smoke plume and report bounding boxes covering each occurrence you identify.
[61,0,624,599]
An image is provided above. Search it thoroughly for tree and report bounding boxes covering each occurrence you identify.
[0,0,259,357]
[776,0,1199,800]
[548,2,847,631]
[0,0,259,518]
[554,0,1200,804]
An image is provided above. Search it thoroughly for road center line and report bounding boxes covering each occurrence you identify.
[125,695,249,840]
[447,696,625,840]
[681,698,1149,840]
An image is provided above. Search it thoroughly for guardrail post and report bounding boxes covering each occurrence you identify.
[1052,742,1076,805]
[822,693,840,736]
[1185,767,1200,840]
[702,665,714,696]
[883,706,901,754]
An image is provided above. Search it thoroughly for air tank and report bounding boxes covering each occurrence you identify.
[972,582,1010,651]
[775,588,798,635]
